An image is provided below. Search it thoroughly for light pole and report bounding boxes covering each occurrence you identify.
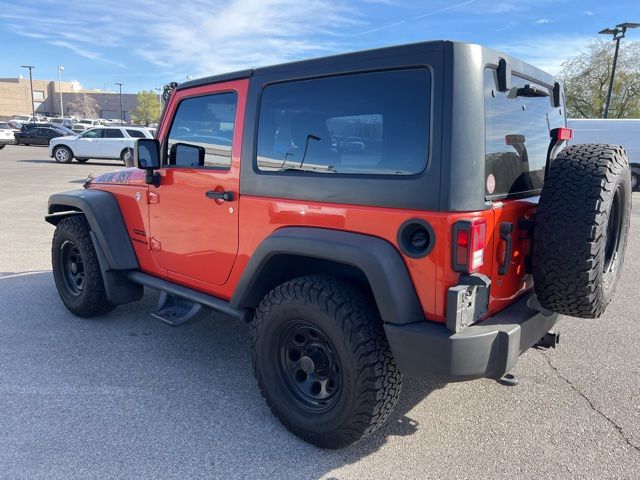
[20,65,36,120]
[115,82,124,125]
[58,66,65,117]
[598,22,640,118]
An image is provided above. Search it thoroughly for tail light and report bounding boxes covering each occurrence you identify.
[452,218,487,273]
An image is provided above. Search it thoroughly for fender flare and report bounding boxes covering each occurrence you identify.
[231,227,424,325]
[46,189,138,270]
[46,189,142,305]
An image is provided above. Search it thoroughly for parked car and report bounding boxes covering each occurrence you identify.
[568,118,640,191]
[0,122,14,149]
[15,125,75,146]
[45,40,631,449]
[10,114,44,126]
[76,119,102,128]
[49,117,75,128]
[49,126,152,164]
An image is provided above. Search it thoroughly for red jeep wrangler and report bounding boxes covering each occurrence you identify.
[46,41,632,448]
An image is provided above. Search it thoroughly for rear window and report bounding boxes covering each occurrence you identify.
[257,68,430,175]
[126,129,146,138]
[0,122,10,129]
[484,69,565,198]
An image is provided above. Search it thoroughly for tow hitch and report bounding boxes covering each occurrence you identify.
[535,330,560,349]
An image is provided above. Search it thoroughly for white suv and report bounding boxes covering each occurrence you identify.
[49,126,153,164]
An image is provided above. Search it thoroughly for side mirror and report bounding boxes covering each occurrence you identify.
[169,142,205,167]
[135,138,161,170]
[134,138,161,186]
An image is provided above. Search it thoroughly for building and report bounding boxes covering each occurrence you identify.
[0,77,138,121]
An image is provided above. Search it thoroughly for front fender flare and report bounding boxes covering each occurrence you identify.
[46,189,138,271]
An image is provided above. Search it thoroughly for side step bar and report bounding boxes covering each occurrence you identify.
[126,271,249,325]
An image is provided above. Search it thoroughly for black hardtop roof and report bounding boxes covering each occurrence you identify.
[176,39,556,90]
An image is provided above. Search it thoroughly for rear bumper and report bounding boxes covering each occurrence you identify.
[0,137,14,145]
[384,292,557,382]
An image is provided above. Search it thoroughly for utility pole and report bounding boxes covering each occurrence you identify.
[115,82,124,125]
[20,65,36,120]
[598,22,640,118]
[58,66,65,117]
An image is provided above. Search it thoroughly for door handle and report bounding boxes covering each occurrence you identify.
[205,190,234,201]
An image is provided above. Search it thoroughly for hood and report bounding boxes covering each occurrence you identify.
[85,167,146,187]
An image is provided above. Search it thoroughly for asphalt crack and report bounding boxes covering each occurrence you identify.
[539,350,640,454]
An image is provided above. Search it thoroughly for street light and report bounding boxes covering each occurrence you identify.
[115,82,124,125]
[598,22,640,118]
[57,66,64,117]
[20,65,36,120]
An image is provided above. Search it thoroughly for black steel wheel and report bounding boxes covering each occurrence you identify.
[52,216,115,317]
[251,275,402,449]
[59,240,85,295]
[277,322,342,413]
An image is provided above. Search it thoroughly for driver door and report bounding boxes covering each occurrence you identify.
[148,79,247,288]
[75,128,105,157]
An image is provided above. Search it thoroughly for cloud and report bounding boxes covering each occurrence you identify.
[1,0,364,77]
[535,18,552,24]
[493,35,592,74]
[583,10,594,16]
[347,0,477,37]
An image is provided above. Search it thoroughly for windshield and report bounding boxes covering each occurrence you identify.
[78,120,92,124]
[484,69,565,199]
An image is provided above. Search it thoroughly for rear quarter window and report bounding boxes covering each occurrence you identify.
[256,68,430,175]
[126,129,146,138]
[484,69,565,199]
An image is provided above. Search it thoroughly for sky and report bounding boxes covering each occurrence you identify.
[1,0,638,94]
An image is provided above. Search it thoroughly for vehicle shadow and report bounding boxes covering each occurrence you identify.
[18,159,120,167]
[0,271,443,479]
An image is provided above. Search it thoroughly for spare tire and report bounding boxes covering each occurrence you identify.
[533,144,631,318]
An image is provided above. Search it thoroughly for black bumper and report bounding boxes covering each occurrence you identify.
[384,293,558,382]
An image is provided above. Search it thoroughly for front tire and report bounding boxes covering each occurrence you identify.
[76,158,89,163]
[632,172,639,192]
[53,145,73,163]
[251,275,402,448]
[52,216,115,317]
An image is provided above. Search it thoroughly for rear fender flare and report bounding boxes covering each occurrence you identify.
[231,227,424,325]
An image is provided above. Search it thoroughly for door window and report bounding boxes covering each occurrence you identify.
[166,92,237,169]
[105,129,125,138]
[82,129,105,138]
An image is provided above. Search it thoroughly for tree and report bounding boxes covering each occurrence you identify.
[559,39,640,118]
[66,94,100,118]
[131,90,161,126]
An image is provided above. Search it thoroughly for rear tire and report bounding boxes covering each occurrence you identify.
[76,158,89,163]
[632,172,639,192]
[533,144,631,318]
[52,216,115,317]
[251,275,402,448]
[53,145,73,163]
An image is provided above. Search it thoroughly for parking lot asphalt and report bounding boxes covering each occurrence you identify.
[0,144,639,480]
